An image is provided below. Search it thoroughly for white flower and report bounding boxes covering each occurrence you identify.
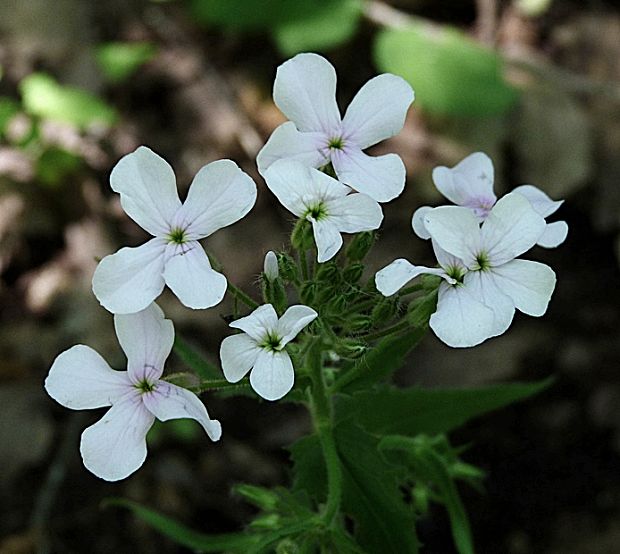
[412,152,568,248]
[220,304,317,401]
[377,193,557,347]
[263,159,383,262]
[44,303,221,481]
[92,146,257,314]
[263,251,279,282]
[256,53,414,203]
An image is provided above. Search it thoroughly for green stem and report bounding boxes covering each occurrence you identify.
[227,281,259,309]
[307,339,342,527]
[356,319,409,342]
[300,249,310,281]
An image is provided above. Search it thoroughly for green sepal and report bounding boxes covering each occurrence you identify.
[291,218,314,251]
[345,231,375,261]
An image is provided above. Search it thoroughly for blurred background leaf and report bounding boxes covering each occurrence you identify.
[95,42,157,84]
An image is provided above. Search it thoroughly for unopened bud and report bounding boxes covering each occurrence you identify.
[263,251,279,282]
[371,298,398,324]
[278,253,298,282]
[346,231,375,261]
[343,262,364,284]
[291,218,314,251]
[300,281,317,305]
[408,290,438,327]
[315,261,340,283]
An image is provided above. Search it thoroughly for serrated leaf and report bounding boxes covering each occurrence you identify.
[374,25,518,116]
[337,378,553,436]
[96,41,156,83]
[20,73,116,129]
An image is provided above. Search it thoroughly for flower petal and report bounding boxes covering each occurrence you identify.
[463,270,515,338]
[230,304,279,341]
[512,184,563,218]
[488,259,556,317]
[311,217,343,263]
[256,122,329,175]
[331,147,406,203]
[432,152,496,212]
[412,206,432,239]
[220,334,261,383]
[276,305,318,347]
[174,160,257,239]
[326,193,383,234]
[375,258,449,297]
[163,242,227,310]
[110,146,182,236]
[429,282,497,348]
[342,73,414,149]
[80,394,154,481]
[273,53,341,133]
[263,160,350,217]
[143,382,222,441]
[481,192,546,265]
[114,303,174,383]
[250,350,294,401]
[45,345,130,410]
[92,238,167,315]
[537,221,568,248]
[423,206,481,267]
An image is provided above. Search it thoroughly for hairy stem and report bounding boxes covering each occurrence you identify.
[227,281,259,309]
[357,319,409,342]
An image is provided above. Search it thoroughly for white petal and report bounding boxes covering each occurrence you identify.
[45,345,130,410]
[256,122,329,174]
[375,258,448,297]
[174,160,257,239]
[263,251,279,281]
[331,148,406,203]
[481,192,546,266]
[80,394,154,481]
[488,259,556,317]
[311,217,343,263]
[423,206,481,267]
[110,146,182,236]
[537,221,568,248]
[430,282,497,348]
[276,305,318,347]
[263,159,349,217]
[163,242,227,310]
[92,238,167,315]
[143,382,222,441]
[273,53,341,133]
[342,73,414,150]
[432,152,496,214]
[326,193,383,233]
[412,206,432,239]
[230,304,279,341]
[512,184,563,218]
[250,350,294,401]
[220,334,261,383]
[114,303,174,383]
[464,270,515,338]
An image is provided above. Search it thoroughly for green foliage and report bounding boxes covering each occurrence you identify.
[20,73,117,129]
[374,25,519,116]
[0,97,19,137]
[36,147,82,187]
[96,41,157,83]
[337,378,553,436]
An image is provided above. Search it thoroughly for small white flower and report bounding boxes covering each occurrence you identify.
[92,146,257,314]
[220,304,317,401]
[263,251,279,282]
[257,53,414,203]
[412,152,568,248]
[44,303,221,482]
[263,159,383,262]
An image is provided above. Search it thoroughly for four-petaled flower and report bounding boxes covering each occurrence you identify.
[264,159,383,262]
[257,52,414,203]
[412,152,568,248]
[220,304,318,401]
[377,193,557,347]
[44,303,221,481]
[92,146,257,314]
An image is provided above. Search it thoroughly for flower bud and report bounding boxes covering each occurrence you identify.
[326,294,348,316]
[263,251,279,282]
[291,218,314,251]
[278,253,298,282]
[343,262,364,284]
[408,290,438,327]
[371,298,398,325]
[346,231,375,261]
[300,281,317,305]
[347,315,372,332]
[234,484,278,511]
[315,261,340,284]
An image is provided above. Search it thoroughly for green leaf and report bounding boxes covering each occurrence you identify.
[379,435,474,554]
[36,147,82,187]
[20,73,116,129]
[104,498,259,552]
[274,0,361,55]
[334,326,427,393]
[0,97,19,137]
[374,25,519,116]
[336,423,419,553]
[289,434,327,503]
[96,41,157,83]
[337,378,553,436]
[173,335,222,380]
